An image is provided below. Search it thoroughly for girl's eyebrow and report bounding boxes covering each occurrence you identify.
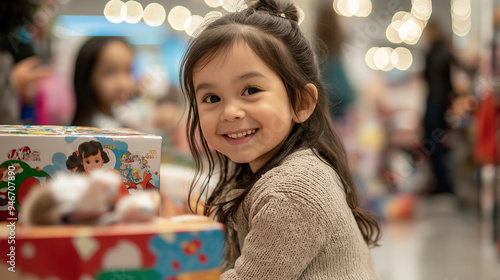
[195,71,266,94]
[237,71,266,82]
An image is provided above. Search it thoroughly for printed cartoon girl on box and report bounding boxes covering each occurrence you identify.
[66,140,156,192]
[66,140,109,173]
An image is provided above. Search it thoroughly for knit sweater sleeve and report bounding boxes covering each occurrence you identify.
[220,194,328,280]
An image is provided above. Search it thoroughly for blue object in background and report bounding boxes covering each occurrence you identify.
[53,16,170,45]
[53,16,188,86]
[160,36,187,86]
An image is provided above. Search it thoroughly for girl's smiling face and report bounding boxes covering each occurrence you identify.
[193,41,295,172]
[91,41,134,114]
[82,150,105,172]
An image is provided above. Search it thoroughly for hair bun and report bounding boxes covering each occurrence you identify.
[251,0,300,23]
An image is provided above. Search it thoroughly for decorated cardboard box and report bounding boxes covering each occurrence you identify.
[0,125,162,221]
[0,218,225,279]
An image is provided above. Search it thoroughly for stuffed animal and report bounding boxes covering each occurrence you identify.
[21,170,160,226]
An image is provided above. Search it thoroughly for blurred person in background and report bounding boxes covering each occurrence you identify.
[71,36,135,128]
[0,0,51,124]
[152,85,190,154]
[314,2,361,187]
[422,21,456,195]
[314,2,356,124]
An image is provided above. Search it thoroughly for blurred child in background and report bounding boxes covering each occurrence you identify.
[152,85,191,155]
[71,36,134,128]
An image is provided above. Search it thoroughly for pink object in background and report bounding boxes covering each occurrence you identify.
[35,73,74,125]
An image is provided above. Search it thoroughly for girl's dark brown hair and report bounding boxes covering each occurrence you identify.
[180,0,381,247]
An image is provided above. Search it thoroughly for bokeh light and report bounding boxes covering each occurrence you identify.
[124,1,143,24]
[346,0,359,16]
[366,47,413,71]
[386,22,403,44]
[205,0,222,8]
[452,17,471,36]
[334,0,353,17]
[365,47,379,70]
[399,18,422,45]
[391,47,413,71]
[451,0,471,20]
[143,3,166,27]
[356,0,372,17]
[104,0,127,23]
[185,15,204,37]
[389,6,429,45]
[411,0,432,21]
[334,0,372,17]
[451,0,471,36]
[168,6,191,30]
[389,12,425,45]
[374,47,394,71]
[392,11,408,22]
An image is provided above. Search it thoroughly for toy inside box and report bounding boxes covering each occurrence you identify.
[0,218,225,279]
[0,125,162,221]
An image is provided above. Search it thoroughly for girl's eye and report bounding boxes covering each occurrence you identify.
[86,161,90,165]
[203,95,221,103]
[95,160,100,164]
[243,87,260,96]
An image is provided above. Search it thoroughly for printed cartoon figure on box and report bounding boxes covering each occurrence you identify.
[0,126,162,221]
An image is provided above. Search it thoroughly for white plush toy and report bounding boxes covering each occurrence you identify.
[21,170,160,226]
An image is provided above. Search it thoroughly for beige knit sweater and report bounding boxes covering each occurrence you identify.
[220,149,379,280]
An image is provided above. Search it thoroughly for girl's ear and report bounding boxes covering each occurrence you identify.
[292,83,318,123]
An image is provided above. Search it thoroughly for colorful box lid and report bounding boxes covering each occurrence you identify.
[0,125,156,137]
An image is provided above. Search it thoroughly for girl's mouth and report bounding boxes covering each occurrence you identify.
[226,129,257,139]
[223,129,258,145]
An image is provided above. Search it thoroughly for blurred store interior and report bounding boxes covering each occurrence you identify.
[1,0,500,279]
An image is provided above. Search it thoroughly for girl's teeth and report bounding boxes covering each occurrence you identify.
[227,129,257,139]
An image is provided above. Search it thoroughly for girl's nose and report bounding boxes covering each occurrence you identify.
[220,102,245,122]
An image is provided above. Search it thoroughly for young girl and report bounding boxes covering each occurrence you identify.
[181,0,381,279]
[71,36,134,128]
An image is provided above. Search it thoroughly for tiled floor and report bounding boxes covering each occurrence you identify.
[371,195,500,280]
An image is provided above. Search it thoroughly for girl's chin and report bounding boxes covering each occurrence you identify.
[213,145,261,164]
[228,157,251,164]
[224,152,258,165]
[219,152,247,163]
